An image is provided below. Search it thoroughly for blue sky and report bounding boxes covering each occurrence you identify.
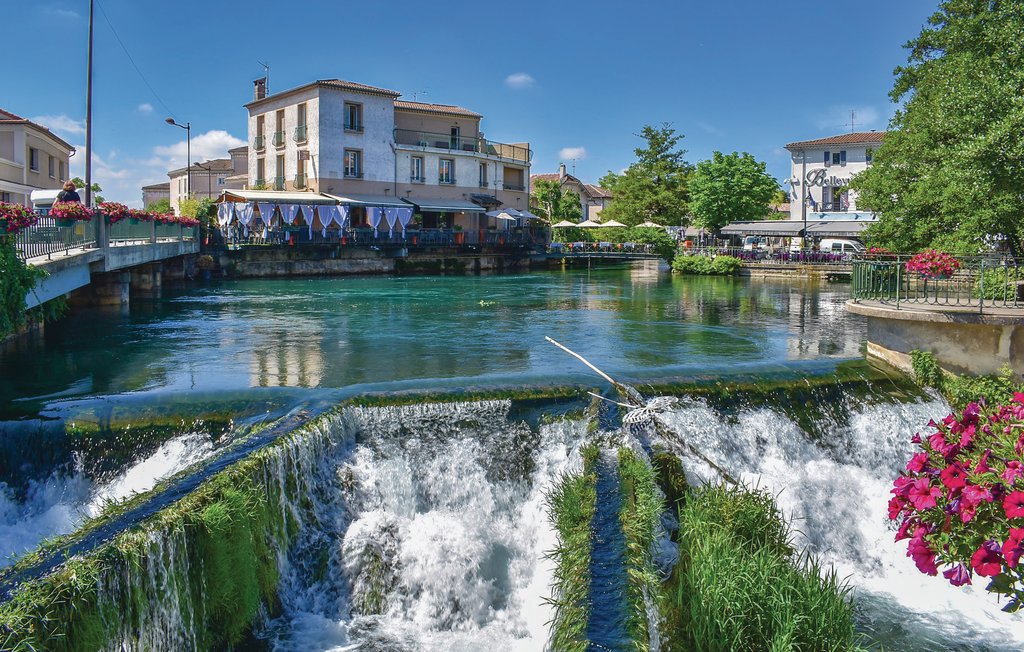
[5,1,933,206]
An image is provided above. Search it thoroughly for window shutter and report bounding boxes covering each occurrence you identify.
[824,151,830,166]
[840,150,847,165]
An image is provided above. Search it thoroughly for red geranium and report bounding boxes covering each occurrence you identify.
[50,201,94,222]
[98,201,131,224]
[0,202,37,232]
[905,249,961,279]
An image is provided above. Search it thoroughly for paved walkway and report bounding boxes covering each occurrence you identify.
[847,299,1024,323]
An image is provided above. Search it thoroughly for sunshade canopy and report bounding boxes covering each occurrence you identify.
[551,220,578,227]
[218,189,338,205]
[321,193,410,208]
[577,220,603,227]
[405,198,483,212]
[600,219,627,227]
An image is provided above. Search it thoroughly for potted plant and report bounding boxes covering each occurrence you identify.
[907,249,961,280]
[453,224,464,245]
[0,202,36,234]
[98,201,131,225]
[50,201,94,227]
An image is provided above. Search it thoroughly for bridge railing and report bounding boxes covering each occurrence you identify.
[851,255,1024,312]
[13,216,96,261]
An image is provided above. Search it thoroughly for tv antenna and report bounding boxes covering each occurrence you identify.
[257,60,270,93]
[848,109,857,133]
[411,89,428,101]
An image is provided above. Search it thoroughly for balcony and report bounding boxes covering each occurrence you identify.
[253,135,265,151]
[344,123,364,133]
[294,125,307,142]
[294,173,307,189]
[272,131,286,147]
[815,202,849,212]
[479,180,489,188]
[439,176,455,185]
[344,170,364,179]
[410,175,425,183]
[253,178,265,187]
[503,183,526,191]
[273,176,286,190]
[394,129,531,165]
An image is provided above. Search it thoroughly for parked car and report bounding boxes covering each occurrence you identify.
[742,236,768,251]
[820,238,865,254]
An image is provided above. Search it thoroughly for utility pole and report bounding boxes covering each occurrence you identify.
[85,0,94,207]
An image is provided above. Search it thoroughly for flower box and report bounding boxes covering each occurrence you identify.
[906,250,961,280]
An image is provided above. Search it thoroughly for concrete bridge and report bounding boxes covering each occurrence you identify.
[19,219,198,308]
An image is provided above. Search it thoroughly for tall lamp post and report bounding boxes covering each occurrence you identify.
[165,118,191,198]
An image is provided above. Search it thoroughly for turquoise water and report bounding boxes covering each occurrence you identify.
[0,262,863,416]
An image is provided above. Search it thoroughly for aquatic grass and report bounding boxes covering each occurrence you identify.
[545,441,599,652]
[618,447,664,651]
[660,483,858,651]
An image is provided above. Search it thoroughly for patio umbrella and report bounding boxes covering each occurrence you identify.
[600,219,627,227]
[551,220,578,228]
[577,219,604,228]
[637,220,663,228]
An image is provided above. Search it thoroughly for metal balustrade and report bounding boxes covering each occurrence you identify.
[393,129,531,165]
[12,215,96,260]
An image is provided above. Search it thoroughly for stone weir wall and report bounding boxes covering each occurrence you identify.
[213,246,527,278]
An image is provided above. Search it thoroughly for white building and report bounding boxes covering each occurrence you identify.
[784,131,885,221]
[0,109,74,206]
[168,147,247,213]
[243,77,531,229]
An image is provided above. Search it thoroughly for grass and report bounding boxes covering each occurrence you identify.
[545,441,599,652]
[660,483,858,651]
[617,447,664,651]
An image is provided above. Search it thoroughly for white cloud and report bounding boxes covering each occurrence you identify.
[153,130,245,168]
[42,6,79,19]
[559,146,587,161]
[137,103,154,114]
[505,72,535,90]
[30,114,85,136]
[696,121,724,137]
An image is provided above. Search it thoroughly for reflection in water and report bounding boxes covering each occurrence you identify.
[0,265,866,413]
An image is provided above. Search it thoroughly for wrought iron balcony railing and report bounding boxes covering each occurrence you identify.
[294,125,307,142]
[393,129,531,164]
[253,135,265,150]
[272,131,286,147]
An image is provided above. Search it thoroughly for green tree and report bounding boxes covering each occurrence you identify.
[689,152,779,232]
[71,176,104,204]
[851,1,1024,255]
[598,123,692,227]
[531,179,582,222]
[146,198,171,213]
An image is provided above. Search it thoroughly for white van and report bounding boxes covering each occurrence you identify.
[742,236,767,251]
[820,238,865,254]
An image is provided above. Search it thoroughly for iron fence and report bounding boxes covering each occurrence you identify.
[13,216,96,260]
[683,246,854,266]
[851,255,1024,312]
[216,226,539,249]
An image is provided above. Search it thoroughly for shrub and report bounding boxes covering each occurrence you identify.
[672,254,742,276]
[945,367,1024,411]
[910,349,945,390]
[890,395,1024,611]
[973,265,1024,301]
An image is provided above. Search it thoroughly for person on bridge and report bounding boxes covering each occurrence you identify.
[56,180,81,204]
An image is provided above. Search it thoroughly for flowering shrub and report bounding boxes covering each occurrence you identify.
[49,201,94,222]
[0,202,37,232]
[906,249,961,279]
[890,394,1024,611]
[98,201,131,224]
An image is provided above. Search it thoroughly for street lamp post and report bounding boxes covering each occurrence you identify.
[194,161,213,200]
[165,118,191,198]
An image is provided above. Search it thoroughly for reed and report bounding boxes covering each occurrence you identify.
[617,447,664,651]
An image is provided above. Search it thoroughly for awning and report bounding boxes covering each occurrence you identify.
[322,193,409,208]
[804,221,873,237]
[218,189,338,205]
[720,221,805,237]
[470,193,501,207]
[405,198,483,212]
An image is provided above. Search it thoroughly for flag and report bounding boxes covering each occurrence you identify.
[805,189,817,211]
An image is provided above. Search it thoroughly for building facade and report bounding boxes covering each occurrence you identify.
[784,131,885,221]
[142,181,169,208]
[244,78,531,228]
[530,163,612,222]
[168,147,248,213]
[0,109,74,206]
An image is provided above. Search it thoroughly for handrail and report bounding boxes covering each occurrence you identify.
[393,128,532,164]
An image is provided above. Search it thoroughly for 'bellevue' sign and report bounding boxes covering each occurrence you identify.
[796,168,851,187]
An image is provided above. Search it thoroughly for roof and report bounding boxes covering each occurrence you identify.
[531,172,613,199]
[393,100,481,119]
[785,131,886,150]
[245,78,401,109]
[168,158,234,176]
[0,109,75,151]
[142,181,170,191]
[219,189,338,205]
[720,221,806,236]
[404,197,482,212]
[584,183,613,199]
[227,145,248,155]
[321,193,410,208]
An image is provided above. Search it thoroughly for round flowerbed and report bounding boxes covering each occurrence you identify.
[906,249,961,280]
[890,394,1024,611]
[0,202,37,233]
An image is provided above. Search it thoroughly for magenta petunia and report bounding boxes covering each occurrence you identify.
[974,449,992,475]
[1013,392,1024,405]
[1003,461,1024,484]
[940,464,967,491]
[1004,491,1024,519]
[970,541,1003,577]
[908,478,942,511]
[888,496,906,520]
[1003,528,1024,569]
[942,563,972,587]
[907,452,930,474]
[908,536,938,576]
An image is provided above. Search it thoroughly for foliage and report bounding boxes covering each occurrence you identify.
[0,202,37,232]
[910,349,946,390]
[545,442,599,652]
[146,198,172,214]
[909,350,1024,411]
[671,254,742,276]
[628,226,677,263]
[851,2,1024,255]
[665,484,856,651]
[618,447,663,650]
[71,176,104,204]
[0,238,48,339]
[689,151,778,232]
[532,178,583,222]
[974,265,1024,301]
[598,123,693,227]
[905,250,961,279]
[890,395,1024,611]
[50,201,94,221]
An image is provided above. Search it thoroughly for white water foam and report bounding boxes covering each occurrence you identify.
[267,401,585,651]
[657,396,1024,651]
[0,433,215,566]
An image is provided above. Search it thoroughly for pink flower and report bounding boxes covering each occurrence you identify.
[1003,461,1024,484]
[894,518,917,541]
[908,535,938,575]
[942,563,972,587]
[959,484,993,523]
[907,452,930,474]
[1004,491,1024,519]
[928,433,957,460]
[1014,392,1024,405]
[888,496,906,520]
[940,464,967,491]
[1003,528,1024,569]
[959,424,977,448]
[975,450,992,475]
[908,478,942,511]
[970,541,1003,577]
[892,475,915,498]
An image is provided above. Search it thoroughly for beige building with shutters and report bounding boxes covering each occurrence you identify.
[0,109,74,206]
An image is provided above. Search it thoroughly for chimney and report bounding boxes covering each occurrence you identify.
[253,77,267,101]
[558,163,567,180]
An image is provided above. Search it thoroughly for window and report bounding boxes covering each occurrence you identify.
[296,157,306,188]
[29,147,39,171]
[295,103,308,142]
[255,115,266,149]
[274,110,285,147]
[832,150,846,166]
[478,162,487,187]
[256,158,265,184]
[275,154,285,189]
[48,155,55,178]
[344,149,362,178]
[0,192,10,203]
[865,147,874,165]
[58,161,65,181]
[439,158,454,184]
[823,150,830,167]
[344,103,362,131]
[411,156,424,182]
[217,177,226,185]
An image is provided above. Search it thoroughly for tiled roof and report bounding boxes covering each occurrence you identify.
[168,158,235,176]
[785,131,886,149]
[394,100,481,118]
[530,173,561,183]
[0,108,75,151]
[530,173,613,199]
[584,183,612,198]
[318,79,401,97]
[142,181,170,190]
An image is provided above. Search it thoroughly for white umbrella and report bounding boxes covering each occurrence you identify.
[637,220,664,228]
[577,219,603,228]
[600,219,627,228]
[492,211,519,221]
[551,220,577,228]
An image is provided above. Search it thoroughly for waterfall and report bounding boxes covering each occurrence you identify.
[655,395,1024,651]
[264,400,587,651]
